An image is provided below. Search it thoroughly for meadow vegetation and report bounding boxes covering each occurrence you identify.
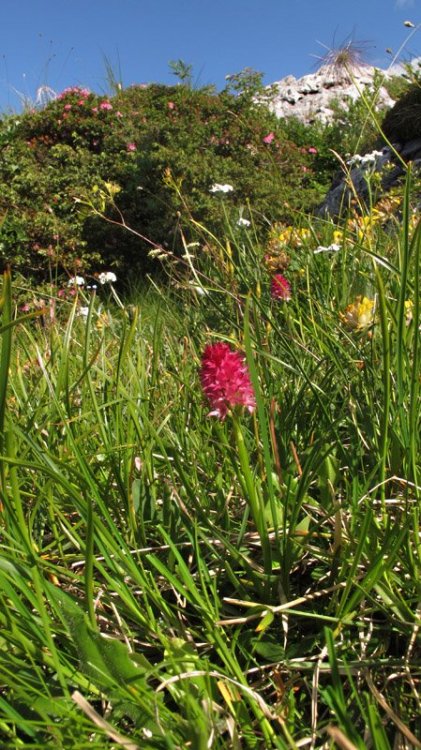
[0,62,420,749]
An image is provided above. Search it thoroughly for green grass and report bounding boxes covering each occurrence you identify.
[0,173,420,749]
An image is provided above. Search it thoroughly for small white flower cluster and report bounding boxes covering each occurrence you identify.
[209,183,234,194]
[67,275,85,286]
[98,271,117,285]
[237,217,251,227]
[148,248,169,261]
[314,243,341,254]
[347,149,386,169]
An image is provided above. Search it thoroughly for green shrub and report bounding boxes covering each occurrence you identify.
[0,80,328,278]
[382,73,412,102]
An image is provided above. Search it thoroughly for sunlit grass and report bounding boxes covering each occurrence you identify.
[0,172,420,749]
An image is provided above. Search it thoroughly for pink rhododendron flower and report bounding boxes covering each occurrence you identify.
[263,132,275,144]
[167,101,175,110]
[57,86,90,100]
[63,103,72,111]
[271,274,291,301]
[308,147,318,154]
[126,142,137,152]
[200,342,255,420]
[91,107,98,114]
[99,101,113,111]
[115,110,123,118]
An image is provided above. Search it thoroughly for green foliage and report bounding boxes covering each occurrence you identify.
[382,73,412,102]
[168,58,195,87]
[0,68,420,748]
[0,79,326,279]
[0,161,419,746]
[323,92,383,157]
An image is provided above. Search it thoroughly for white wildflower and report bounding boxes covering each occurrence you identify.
[237,217,251,227]
[314,243,341,254]
[78,307,89,317]
[360,150,384,166]
[67,275,85,286]
[348,149,387,170]
[210,183,234,193]
[98,271,117,285]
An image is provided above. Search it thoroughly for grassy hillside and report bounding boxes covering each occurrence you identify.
[0,73,419,749]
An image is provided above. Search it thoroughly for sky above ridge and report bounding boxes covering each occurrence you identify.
[0,0,420,112]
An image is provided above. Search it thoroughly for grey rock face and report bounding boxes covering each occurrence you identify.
[264,58,421,216]
[267,64,395,125]
[316,139,421,217]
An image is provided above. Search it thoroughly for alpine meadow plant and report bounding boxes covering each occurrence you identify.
[0,57,420,750]
[0,74,325,281]
[200,341,273,576]
[200,341,256,420]
[270,273,292,301]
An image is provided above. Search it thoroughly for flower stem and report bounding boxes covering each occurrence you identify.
[232,414,272,577]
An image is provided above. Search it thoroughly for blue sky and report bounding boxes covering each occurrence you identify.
[0,0,419,111]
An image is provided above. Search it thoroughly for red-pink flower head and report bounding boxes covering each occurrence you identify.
[271,274,291,301]
[200,342,255,420]
[263,132,275,144]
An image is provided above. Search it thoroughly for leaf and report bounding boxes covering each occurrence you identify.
[131,478,141,513]
[255,610,274,633]
[0,270,12,455]
[251,638,284,661]
[45,582,144,691]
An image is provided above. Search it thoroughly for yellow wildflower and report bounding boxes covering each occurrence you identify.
[405,300,414,326]
[96,311,111,330]
[340,296,375,330]
[269,223,310,249]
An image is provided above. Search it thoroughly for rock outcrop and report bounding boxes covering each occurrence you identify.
[266,58,421,125]
[316,139,421,217]
[316,81,421,216]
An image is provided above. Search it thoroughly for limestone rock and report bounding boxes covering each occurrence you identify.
[265,59,421,125]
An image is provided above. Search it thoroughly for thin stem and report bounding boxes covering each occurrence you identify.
[232,414,272,577]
